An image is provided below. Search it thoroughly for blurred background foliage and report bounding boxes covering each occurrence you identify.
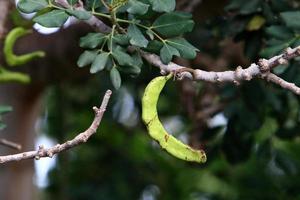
[37,0,300,199]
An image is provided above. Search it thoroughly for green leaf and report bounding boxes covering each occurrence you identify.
[266,38,283,46]
[160,43,180,64]
[260,43,288,58]
[144,40,163,54]
[146,30,154,40]
[104,57,114,70]
[225,0,244,11]
[246,15,266,31]
[152,12,194,37]
[127,0,149,15]
[280,11,300,30]
[149,0,175,12]
[66,9,92,20]
[265,26,293,40]
[110,67,121,90]
[262,3,276,24]
[127,24,149,48]
[0,106,12,114]
[85,0,102,10]
[119,52,143,75]
[254,117,278,143]
[132,52,143,68]
[260,38,296,58]
[113,34,130,45]
[270,0,292,12]
[167,38,198,59]
[67,0,79,5]
[112,46,134,66]
[79,33,107,49]
[119,65,141,75]
[239,0,262,15]
[77,50,98,67]
[33,10,69,28]
[17,0,48,14]
[292,38,300,48]
[90,53,109,73]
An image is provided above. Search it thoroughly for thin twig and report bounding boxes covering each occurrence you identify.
[0,90,112,164]
[101,0,110,10]
[0,138,22,150]
[265,73,300,95]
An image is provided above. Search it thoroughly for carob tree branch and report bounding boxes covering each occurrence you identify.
[265,73,300,95]
[55,0,300,96]
[141,46,300,84]
[0,90,112,164]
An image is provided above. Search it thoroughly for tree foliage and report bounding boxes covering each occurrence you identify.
[1,0,300,199]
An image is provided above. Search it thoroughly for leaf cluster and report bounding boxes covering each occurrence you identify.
[224,0,300,59]
[17,0,198,89]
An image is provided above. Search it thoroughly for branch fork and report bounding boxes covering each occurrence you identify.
[0,90,112,164]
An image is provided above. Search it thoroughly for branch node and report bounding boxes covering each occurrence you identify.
[214,74,221,83]
[0,90,112,164]
[160,69,167,75]
[234,66,243,81]
[284,47,293,56]
[258,59,270,73]
[176,74,184,81]
[93,106,99,113]
[173,67,196,80]
[278,58,288,65]
[297,47,300,55]
[37,145,45,157]
[47,151,53,158]
[233,80,240,86]
[244,72,252,81]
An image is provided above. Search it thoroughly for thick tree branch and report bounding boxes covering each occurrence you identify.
[141,47,300,95]
[142,47,300,82]
[0,90,112,164]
